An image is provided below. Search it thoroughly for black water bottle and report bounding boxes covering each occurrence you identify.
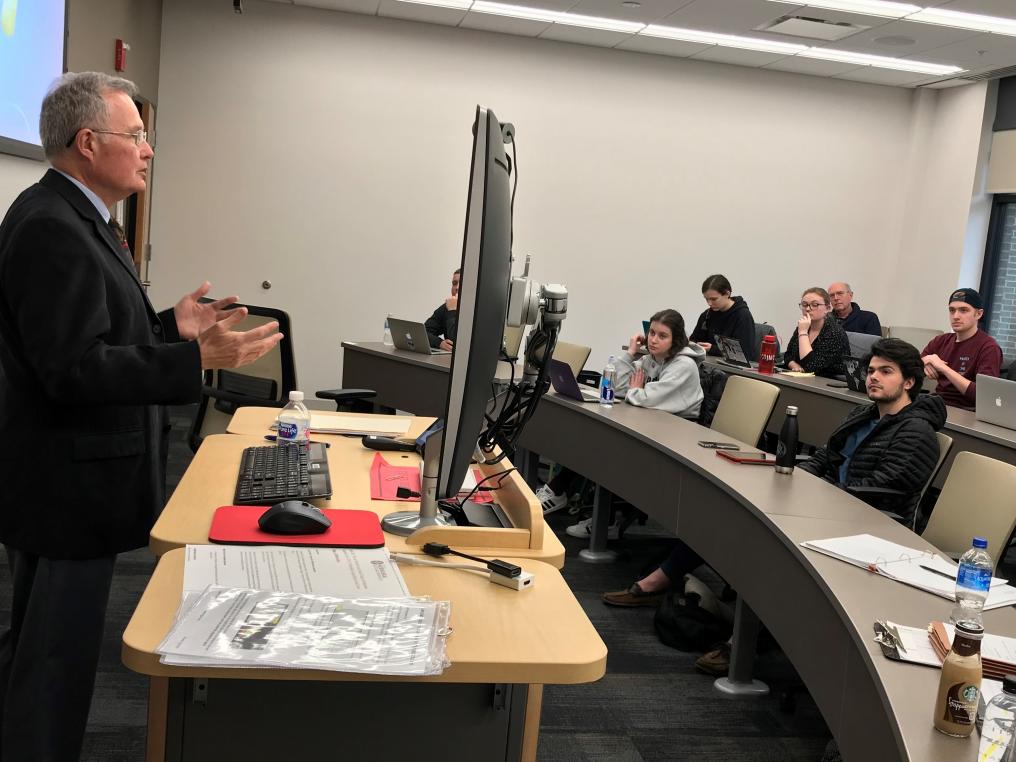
[775,405,798,475]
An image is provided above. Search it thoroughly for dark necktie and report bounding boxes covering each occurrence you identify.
[107,218,135,268]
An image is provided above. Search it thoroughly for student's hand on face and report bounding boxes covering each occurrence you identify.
[797,315,812,335]
[630,368,646,389]
[628,334,645,355]
[440,339,454,351]
[445,296,458,311]
[697,342,712,352]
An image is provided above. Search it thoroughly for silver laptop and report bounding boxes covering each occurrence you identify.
[975,374,1016,429]
[388,317,451,355]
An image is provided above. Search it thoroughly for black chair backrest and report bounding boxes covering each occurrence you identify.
[754,323,779,356]
[697,363,728,428]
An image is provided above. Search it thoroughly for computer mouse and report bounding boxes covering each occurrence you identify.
[258,500,332,535]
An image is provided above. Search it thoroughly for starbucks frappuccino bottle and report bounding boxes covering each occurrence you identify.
[934,621,983,737]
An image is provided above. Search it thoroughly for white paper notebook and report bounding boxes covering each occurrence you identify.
[802,534,1016,610]
[307,413,413,436]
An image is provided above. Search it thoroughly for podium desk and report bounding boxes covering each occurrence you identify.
[151,410,565,566]
[703,357,1016,488]
[123,549,606,761]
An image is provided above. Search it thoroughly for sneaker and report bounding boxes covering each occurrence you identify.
[565,516,620,539]
[601,582,666,607]
[695,642,732,676]
[535,484,569,515]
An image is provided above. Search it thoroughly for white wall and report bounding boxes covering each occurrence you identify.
[0,154,46,211]
[151,0,987,394]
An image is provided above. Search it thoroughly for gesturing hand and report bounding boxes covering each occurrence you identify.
[174,282,239,340]
[197,308,283,369]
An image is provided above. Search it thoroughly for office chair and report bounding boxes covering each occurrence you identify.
[845,331,879,358]
[187,303,374,451]
[753,323,779,357]
[709,375,780,448]
[552,341,592,379]
[883,326,943,351]
[921,451,1016,572]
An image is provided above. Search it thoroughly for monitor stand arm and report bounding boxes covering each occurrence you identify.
[381,429,455,537]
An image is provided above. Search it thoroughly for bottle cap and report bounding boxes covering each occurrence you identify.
[973,537,988,549]
[785,405,798,416]
[289,391,304,402]
[1003,675,1016,695]
[608,355,616,363]
[955,621,984,639]
[762,334,776,343]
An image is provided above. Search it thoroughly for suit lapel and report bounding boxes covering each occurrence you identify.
[40,170,157,315]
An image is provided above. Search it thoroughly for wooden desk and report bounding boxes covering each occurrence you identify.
[341,344,1007,761]
[152,411,564,566]
[123,549,606,761]
[703,357,1016,488]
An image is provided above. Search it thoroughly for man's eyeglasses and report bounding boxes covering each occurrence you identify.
[799,301,826,310]
[65,128,151,148]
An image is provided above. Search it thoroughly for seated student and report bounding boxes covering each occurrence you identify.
[690,274,759,361]
[602,339,945,673]
[920,288,1003,409]
[536,309,705,519]
[828,282,882,336]
[784,287,850,378]
[424,268,460,350]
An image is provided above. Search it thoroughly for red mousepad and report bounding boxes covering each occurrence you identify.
[208,505,385,548]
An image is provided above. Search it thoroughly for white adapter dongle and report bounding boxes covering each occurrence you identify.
[490,570,534,591]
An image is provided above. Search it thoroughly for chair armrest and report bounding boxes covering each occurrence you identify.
[203,386,286,408]
[844,485,906,498]
[316,389,377,403]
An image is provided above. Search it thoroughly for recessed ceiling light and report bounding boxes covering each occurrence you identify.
[471,1,645,32]
[908,8,1016,37]
[798,47,963,75]
[621,1,641,7]
[640,25,809,55]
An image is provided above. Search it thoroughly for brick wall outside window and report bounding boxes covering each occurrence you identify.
[988,203,1016,361]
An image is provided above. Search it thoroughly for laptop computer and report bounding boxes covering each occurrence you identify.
[549,359,601,403]
[841,356,868,394]
[715,336,757,370]
[388,317,451,355]
[976,374,1016,430]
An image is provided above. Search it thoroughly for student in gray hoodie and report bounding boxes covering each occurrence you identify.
[615,308,706,418]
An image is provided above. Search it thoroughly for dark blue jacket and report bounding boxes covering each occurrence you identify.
[836,302,881,336]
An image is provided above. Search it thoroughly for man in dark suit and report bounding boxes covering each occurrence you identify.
[0,71,283,760]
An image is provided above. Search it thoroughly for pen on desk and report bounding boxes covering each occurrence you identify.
[263,435,330,448]
[919,564,956,581]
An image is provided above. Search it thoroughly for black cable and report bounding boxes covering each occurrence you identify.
[457,468,517,506]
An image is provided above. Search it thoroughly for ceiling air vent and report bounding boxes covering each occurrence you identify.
[757,15,868,42]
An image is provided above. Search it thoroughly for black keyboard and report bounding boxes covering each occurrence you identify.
[233,442,332,506]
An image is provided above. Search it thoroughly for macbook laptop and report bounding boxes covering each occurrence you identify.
[841,356,868,394]
[549,359,601,403]
[976,374,1016,430]
[715,336,757,370]
[388,317,451,355]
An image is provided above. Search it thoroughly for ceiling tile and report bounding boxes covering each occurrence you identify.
[762,56,862,76]
[819,18,982,56]
[539,25,636,46]
[566,0,694,24]
[488,0,577,11]
[615,34,712,56]
[937,0,1016,20]
[832,66,927,85]
[905,32,1016,69]
[459,10,552,35]
[689,45,794,66]
[661,0,805,34]
[377,0,468,26]
[299,0,381,14]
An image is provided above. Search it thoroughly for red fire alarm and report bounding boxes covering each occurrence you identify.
[114,39,129,72]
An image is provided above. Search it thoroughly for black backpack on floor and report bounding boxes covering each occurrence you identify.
[653,589,733,652]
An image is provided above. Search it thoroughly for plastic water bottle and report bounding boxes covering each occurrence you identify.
[276,391,311,446]
[774,405,798,474]
[979,675,1016,761]
[952,537,993,626]
[383,315,394,346]
[758,334,777,375]
[599,355,617,408]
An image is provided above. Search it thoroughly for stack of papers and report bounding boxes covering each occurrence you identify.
[802,534,1016,610]
[309,413,412,436]
[930,622,1016,680]
[157,546,451,676]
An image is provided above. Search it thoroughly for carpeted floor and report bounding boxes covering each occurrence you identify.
[0,405,988,760]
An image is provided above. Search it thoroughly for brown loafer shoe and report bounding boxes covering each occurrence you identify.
[694,642,732,676]
[601,582,666,607]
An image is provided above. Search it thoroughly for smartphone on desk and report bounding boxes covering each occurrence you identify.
[697,441,740,450]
